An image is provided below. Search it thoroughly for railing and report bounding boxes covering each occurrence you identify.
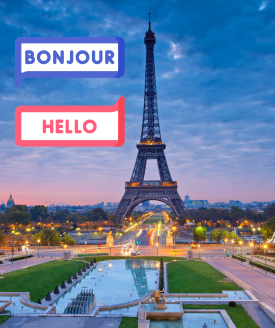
[125,181,177,187]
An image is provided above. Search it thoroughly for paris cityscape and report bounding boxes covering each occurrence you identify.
[0,1,275,328]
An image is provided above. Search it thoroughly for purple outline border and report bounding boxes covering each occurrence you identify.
[15,37,125,86]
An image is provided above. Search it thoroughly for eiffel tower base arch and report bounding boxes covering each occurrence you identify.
[114,186,187,223]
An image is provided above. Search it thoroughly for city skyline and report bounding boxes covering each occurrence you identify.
[1,1,275,205]
[0,192,274,208]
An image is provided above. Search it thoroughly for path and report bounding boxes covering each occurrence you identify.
[0,258,54,275]
[1,317,121,328]
[205,257,275,306]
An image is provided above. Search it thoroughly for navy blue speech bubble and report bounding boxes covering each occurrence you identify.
[15,37,125,87]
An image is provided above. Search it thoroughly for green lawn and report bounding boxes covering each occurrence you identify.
[0,316,10,326]
[0,260,85,303]
[183,305,258,328]
[144,219,164,224]
[119,317,138,328]
[73,256,186,263]
[167,261,242,293]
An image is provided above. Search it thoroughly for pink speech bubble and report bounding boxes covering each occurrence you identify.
[15,97,125,147]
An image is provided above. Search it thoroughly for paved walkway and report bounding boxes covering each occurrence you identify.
[228,258,275,280]
[205,258,275,306]
[0,258,53,275]
[1,317,122,328]
[242,302,275,328]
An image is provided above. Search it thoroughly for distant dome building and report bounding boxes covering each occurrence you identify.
[7,194,15,208]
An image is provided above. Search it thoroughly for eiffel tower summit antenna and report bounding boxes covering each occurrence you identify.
[115,15,187,222]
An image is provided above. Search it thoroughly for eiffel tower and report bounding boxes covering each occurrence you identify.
[115,14,187,223]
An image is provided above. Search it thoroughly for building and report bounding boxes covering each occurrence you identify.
[6,194,15,208]
[185,195,190,203]
[229,200,242,206]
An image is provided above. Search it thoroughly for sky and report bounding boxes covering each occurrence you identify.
[0,0,275,206]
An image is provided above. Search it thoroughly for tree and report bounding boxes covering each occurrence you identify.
[210,230,228,244]
[30,205,49,222]
[79,215,87,224]
[263,204,275,221]
[108,213,117,225]
[62,234,76,245]
[192,226,207,243]
[54,209,70,223]
[0,230,4,245]
[87,208,108,222]
[230,206,244,219]
[33,229,61,246]
[69,212,79,223]
[7,211,31,226]
[5,205,29,213]
[0,214,8,232]
[262,217,275,241]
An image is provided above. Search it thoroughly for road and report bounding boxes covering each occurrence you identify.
[1,227,254,259]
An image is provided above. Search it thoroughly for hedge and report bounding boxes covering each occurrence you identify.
[249,260,275,274]
[159,258,164,290]
[76,253,109,257]
[232,255,246,262]
[8,254,34,261]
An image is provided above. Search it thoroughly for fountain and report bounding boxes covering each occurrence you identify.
[150,289,165,310]
[139,289,183,321]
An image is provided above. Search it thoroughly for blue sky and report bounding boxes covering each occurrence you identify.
[0,0,274,205]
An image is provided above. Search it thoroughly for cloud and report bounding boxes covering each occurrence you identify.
[0,0,275,205]
[168,41,182,59]
[259,1,267,11]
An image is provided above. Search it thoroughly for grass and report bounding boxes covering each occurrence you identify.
[143,219,164,224]
[183,304,258,328]
[167,261,242,293]
[0,260,85,303]
[73,256,186,263]
[0,316,10,326]
[119,317,138,328]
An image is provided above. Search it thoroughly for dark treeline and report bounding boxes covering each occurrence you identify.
[177,204,275,227]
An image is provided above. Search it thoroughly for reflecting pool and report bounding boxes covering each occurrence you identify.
[0,296,44,314]
[166,290,250,302]
[182,313,228,328]
[99,303,182,316]
[54,259,159,313]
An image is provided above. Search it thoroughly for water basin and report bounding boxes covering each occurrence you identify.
[149,313,228,328]
[98,302,182,316]
[166,290,250,302]
[182,313,228,328]
[54,259,158,313]
[0,296,44,314]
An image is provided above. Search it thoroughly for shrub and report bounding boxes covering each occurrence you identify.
[249,261,275,274]
[8,254,34,262]
[54,285,59,294]
[228,301,236,307]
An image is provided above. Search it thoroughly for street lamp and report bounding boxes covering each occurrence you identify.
[231,239,235,260]
[25,241,28,260]
[264,244,268,274]
[99,227,102,251]
[239,240,243,264]
[198,244,201,258]
[109,243,112,256]
[11,242,14,263]
[224,238,228,253]
[250,242,254,268]
[37,239,40,258]
[172,226,176,252]
[156,243,159,256]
